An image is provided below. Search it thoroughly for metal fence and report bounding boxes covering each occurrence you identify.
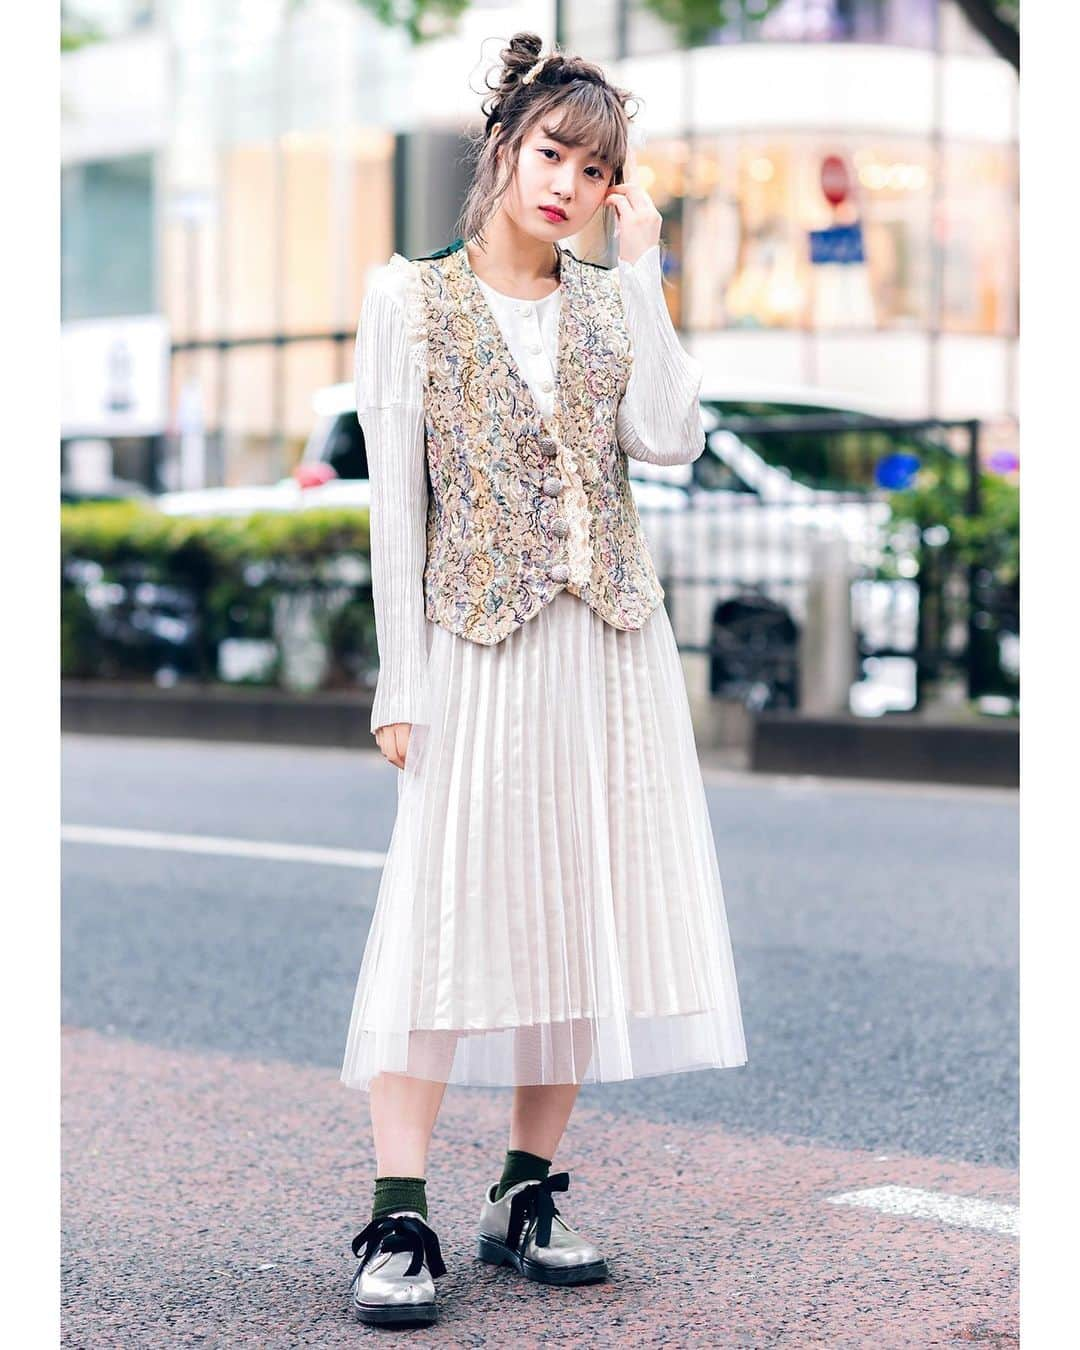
[635,411,1019,718]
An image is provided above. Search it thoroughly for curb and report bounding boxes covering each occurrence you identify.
[61,679,375,749]
[61,681,1018,787]
[751,710,1018,788]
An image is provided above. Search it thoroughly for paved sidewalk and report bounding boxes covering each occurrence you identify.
[62,1027,1017,1347]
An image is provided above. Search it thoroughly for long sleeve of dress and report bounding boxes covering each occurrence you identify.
[354,262,432,735]
[615,244,706,466]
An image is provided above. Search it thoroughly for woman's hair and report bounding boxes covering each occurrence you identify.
[456,32,640,250]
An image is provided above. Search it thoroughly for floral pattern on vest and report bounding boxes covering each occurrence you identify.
[413,237,665,645]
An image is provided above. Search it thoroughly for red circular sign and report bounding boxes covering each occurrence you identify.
[821,155,850,206]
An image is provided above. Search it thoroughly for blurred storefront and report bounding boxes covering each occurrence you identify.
[566,0,1019,452]
[61,0,1018,489]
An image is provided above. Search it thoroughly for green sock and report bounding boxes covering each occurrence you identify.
[494,1148,552,1201]
[372,1175,428,1221]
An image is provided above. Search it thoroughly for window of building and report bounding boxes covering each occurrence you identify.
[690,0,936,47]
[941,141,1018,335]
[625,0,675,58]
[854,143,935,328]
[756,0,936,46]
[646,135,943,332]
[283,341,340,444]
[161,185,221,344]
[61,154,156,320]
[167,346,224,488]
[221,344,277,486]
[561,0,621,62]
[222,142,278,339]
[630,138,693,322]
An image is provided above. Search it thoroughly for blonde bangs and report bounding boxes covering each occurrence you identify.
[534,86,627,174]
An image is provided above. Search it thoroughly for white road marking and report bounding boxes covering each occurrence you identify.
[61,824,386,870]
[826,1185,1018,1237]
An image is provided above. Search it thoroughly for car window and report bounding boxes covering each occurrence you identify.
[323,414,369,481]
[700,399,948,493]
[695,440,756,493]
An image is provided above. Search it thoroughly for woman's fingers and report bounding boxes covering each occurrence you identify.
[392,724,410,769]
[374,722,410,769]
[606,182,653,211]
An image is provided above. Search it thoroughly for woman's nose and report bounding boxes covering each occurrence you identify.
[551,167,575,198]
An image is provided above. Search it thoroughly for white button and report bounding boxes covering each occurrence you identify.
[529,344,542,355]
[517,303,532,316]
[540,379,553,393]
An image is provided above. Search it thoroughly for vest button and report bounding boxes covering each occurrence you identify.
[548,563,570,583]
[542,477,563,497]
[540,379,554,393]
[539,436,558,457]
[551,517,569,537]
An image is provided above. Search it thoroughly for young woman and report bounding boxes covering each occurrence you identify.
[342,32,748,1327]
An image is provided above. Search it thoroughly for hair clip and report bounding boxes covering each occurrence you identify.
[520,54,547,86]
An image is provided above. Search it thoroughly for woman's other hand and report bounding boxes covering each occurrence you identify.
[375,722,412,770]
[604,181,662,266]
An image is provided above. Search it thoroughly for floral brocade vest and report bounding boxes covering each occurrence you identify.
[407,236,665,645]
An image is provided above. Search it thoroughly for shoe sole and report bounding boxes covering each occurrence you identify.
[476,1233,609,1286]
[352,1298,438,1327]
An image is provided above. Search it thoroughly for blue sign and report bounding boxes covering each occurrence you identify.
[808,223,866,265]
[875,451,921,491]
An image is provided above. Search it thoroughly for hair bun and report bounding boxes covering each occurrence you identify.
[502,32,544,80]
[497,31,563,96]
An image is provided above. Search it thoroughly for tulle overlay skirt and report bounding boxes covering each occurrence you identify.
[340,589,747,1090]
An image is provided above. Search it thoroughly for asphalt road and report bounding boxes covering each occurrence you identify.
[61,733,1018,1346]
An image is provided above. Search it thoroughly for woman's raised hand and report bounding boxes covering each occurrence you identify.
[375,722,411,770]
[603,181,662,266]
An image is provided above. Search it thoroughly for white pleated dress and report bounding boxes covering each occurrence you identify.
[340,244,747,1090]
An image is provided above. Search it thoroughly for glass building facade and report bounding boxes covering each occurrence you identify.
[61,0,1018,488]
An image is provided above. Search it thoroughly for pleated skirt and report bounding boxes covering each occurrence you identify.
[340,589,748,1090]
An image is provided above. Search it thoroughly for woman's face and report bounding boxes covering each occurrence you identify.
[501,117,616,244]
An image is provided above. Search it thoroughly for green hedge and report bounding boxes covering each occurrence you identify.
[61,502,378,688]
[60,500,371,565]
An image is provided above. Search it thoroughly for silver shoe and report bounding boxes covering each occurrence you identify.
[349,1209,446,1326]
[476,1172,609,1285]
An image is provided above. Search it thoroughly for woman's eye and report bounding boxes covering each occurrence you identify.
[539,148,604,180]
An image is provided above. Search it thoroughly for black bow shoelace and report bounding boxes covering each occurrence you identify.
[505,1171,571,1252]
[349,1214,447,1287]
